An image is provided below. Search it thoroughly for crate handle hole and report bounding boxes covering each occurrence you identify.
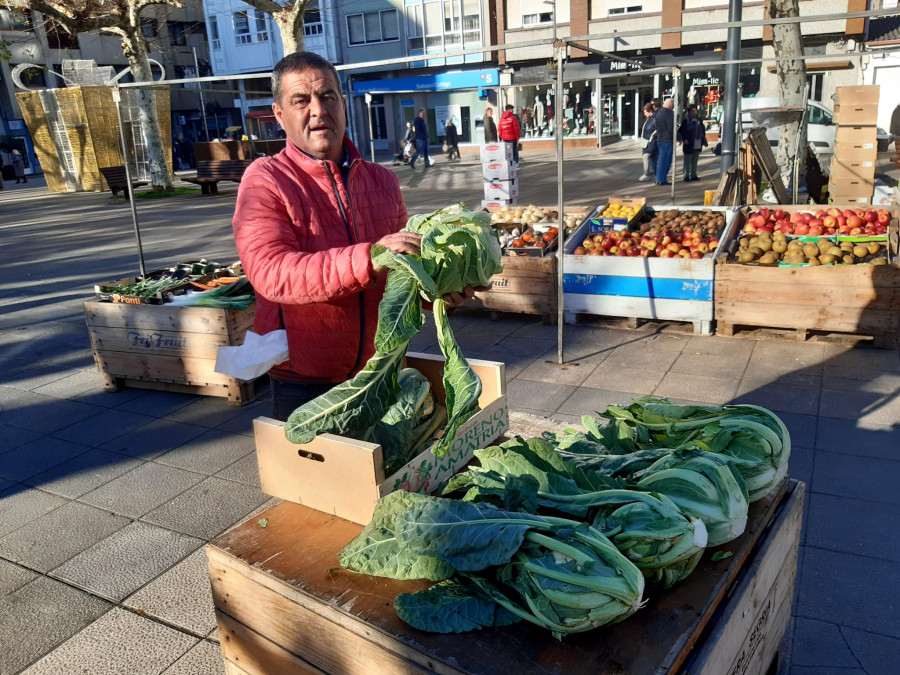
[298,450,325,463]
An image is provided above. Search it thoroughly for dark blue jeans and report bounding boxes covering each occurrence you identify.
[656,141,673,183]
[269,377,334,422]
[410,138,430,167]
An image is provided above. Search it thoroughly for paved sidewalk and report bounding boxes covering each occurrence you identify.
[0,143,898,674]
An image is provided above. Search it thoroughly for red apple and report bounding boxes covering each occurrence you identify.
[877,210,891,225]
[827,207,842,217]
[823,215,837,229]
[864,210,878,223]
[794,223,810,235]
[847,214,864,229]
[790,212,805,224]
[757,208,770,221]
[659,249,674,258]
[809,224,825,236]
[655,245,665,256]
[640,248,652,257]
[708,237,720,250]
[690,250,703,259]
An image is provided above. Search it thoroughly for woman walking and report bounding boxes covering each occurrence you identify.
[638,103,658,182]
[11,149,25,184]
[678,105,708,182]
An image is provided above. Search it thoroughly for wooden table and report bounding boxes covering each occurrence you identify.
[207,474,804,675]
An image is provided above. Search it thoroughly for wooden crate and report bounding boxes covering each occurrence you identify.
[84,300,259,405]
[715,209,900,348]
[470,255,557,322]
[254,352,508,525]
[207,478,804,675]
[562,206,741,335]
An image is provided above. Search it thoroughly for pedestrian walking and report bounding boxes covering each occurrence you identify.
[498,104,521,166]
[483,107,498,143]
[443,119,460,161]
[639,103,658,182]
[678,105,708,182]
[11,148,25,184]
[654,99,675,185]
[409,109,432,168]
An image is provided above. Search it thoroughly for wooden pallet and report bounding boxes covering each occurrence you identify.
[84,300,262,405]
[747,128,791,204]
[716,322,894,348]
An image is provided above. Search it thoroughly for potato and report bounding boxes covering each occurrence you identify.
[819,254,836,264]
[843,254,856,265]
[853,245,869,258]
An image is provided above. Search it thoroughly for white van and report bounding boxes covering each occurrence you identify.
[739,97,836,153]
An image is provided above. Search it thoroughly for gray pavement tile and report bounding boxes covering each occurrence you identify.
[559,327,627,361]
[581,363,665,395]
[214,452,261,487]
[775,412,818,447]
[669,349,748,380]
[815,417,899,460]
[555,387,635,418]
[683,334,756,358]
[124,547,217,636]
[733,380,821,416]
[0,558,38,597]
[215,399,271,437]
[58,407,158,447]
[789,617,859,669]
[806,493,900,563]
[452,330,504,355]
[161,639,226,675]
[788,667,865,674]
[843,627,900,675]
[811,451,900,506]
[750,340,830,372]
[0,488,70,538]
[0,501,131,573]
[30,369,109,400]
[154,428,254,475]
[1,363,80,392]
[822,370,900,394]
[476,345,544,380]
[510,320,561,341]
[787,445,813,487]
[20,606,198,675]
[515,348,603,387]
[797,546,900,638]
[454,313,531,335]
[23,448,143,498]
[507,378,577,413]
[51,521,203,602]
[0,422,43,450]
[113,390,202,417]
[166,396,261,429]
[142,476,269,540]
[653,371,738,405]
[0,575,111,675]
[823,344,900,373]
[1,393,105,435]
[0,435,92,482]
[79,461,205,518]
[100,417,210,460]
[599,335,689,371]
[819,387,900,427]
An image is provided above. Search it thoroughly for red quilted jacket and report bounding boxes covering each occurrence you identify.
[498,111,521,142]
[232,137,408,382]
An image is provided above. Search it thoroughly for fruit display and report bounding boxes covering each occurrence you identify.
[742,206,891,237]
[729,230,889,266]
[489,204,588,233]
[503,225,560,257]
[572,209,726,258]
[598,201,641,221]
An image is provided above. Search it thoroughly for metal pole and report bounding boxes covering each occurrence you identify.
[365,93,376,163]
[555,42,566,363]
[720,0,743,174]
[112,87,147,277]
[671,69,680,203]
[193,48,210,142]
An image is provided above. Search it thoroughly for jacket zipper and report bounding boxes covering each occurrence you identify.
[325,161,366,378]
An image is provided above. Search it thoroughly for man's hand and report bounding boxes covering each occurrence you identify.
[372,232,422,273]
[442,284,490,308]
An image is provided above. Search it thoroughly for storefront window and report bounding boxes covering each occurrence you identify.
[512,80,596,139]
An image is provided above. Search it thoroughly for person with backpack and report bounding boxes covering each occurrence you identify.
[498,105,521,167]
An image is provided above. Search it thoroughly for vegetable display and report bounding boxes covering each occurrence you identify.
[285,205,503,459]
[337,396,791,638]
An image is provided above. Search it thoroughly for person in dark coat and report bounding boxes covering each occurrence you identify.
[654,99,675,185]
[11,149,25,183]
[444,119,460,160]
[678,105,708,182]
[483,107,498,143]
[639,103,658,182]
[409,108,431,168]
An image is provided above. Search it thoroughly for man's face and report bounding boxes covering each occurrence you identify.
[418,110,425,119]
[485,109,492,117]
[273,67,346,162]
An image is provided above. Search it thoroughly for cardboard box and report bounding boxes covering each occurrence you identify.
[484,178,519,201]
[830,155,876,173]
[253,352,509,525]
[834,125,878,148]
[480,141,515,164]
[828,176,875,205]
[872,185,898,206]
[832,85,880,107]
[482,160,516,181]
[833,142,878,165]
[833,103,879,127]
[482,198,517,209]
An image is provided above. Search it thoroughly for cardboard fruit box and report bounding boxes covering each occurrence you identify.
[254,352,509,525]
[585,197,646,233]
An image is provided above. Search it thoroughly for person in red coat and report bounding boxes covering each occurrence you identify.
[232,52,474,419]
[498,104,521,166]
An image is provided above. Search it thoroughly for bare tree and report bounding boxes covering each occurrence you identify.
[24,0,178,190]
[768,0,809,187]
[241,0,314,56]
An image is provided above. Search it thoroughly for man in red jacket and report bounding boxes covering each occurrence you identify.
[498,104,521,166]
[232,52,471,420]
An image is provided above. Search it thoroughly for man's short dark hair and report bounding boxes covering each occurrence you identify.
[505,104,514,111]
[272,52,342,104]
[418,108,425,114]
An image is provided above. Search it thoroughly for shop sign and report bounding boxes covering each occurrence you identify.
[352,69,499,95]
[599,56,655,74]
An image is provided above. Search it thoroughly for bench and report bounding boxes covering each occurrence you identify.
[99,166,148,201]
[182,159,254,194]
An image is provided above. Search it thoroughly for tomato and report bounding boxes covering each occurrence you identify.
[511,238,525,247]
[521,231,533,243]
[548,226,559,236]
[542,232,555,243]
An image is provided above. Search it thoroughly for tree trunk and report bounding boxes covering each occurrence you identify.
[768,0,808,190]
[120,29,172,191]
[274,12,303,55]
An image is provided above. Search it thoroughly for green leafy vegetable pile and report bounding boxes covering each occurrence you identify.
[337,396,791,637]
[285,205,503,464]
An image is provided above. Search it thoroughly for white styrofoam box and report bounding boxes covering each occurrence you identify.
[484,179,518,201]
[872,185,897,206]
[482,160,516,181]
[480,142,515,164]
